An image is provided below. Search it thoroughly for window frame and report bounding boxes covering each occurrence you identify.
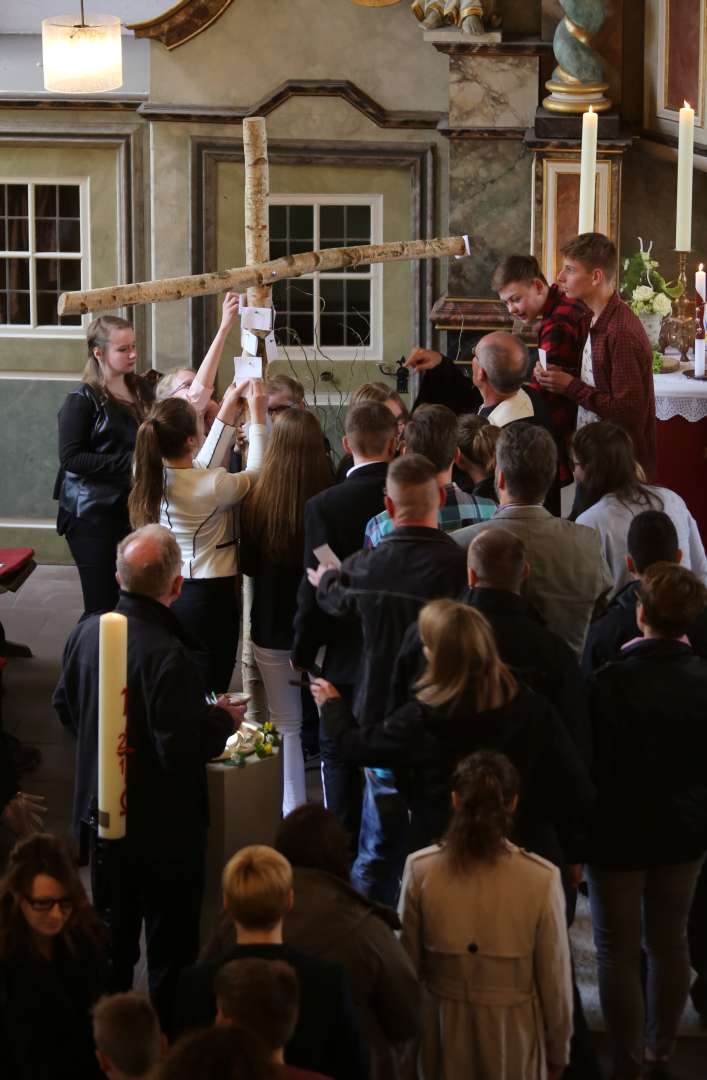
[0,177,89,339]
[268,193,383,362]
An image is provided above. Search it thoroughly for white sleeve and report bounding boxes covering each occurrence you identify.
[194,418,235,470]
[211,468,253,510]
[187,377,213,415]
[243,422,268,474]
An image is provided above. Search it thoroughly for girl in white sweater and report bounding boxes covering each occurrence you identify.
[129,379,267,691]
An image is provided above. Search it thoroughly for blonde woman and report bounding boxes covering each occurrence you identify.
[155,292,240,441]
[399,750,573,1080]
[55,315,153,615]
[313,599,593,864]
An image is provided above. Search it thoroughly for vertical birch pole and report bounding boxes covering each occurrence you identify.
[241,116,270,720]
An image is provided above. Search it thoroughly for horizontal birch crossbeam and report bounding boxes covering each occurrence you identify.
[57,236,469,317]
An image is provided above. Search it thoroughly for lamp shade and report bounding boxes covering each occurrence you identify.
[42,13,123,93]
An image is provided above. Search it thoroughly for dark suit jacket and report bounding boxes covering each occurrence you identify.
[176,941,370,1080]
[53,591,232,857]
[321,685,595,867]
[392,586,592,763]
[292,461,388,684]
[316,526,467,722]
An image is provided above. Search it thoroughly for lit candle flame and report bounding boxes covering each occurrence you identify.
[588,105,594,114]
[685,100,692,109]
[700,264,705,272]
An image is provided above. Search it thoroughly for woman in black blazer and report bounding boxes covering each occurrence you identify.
[314,598,594,869]
[55,316,152,615]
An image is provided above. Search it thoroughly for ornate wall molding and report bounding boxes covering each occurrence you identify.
[127,0,234,51]
[139,79,444,129]
[189,137,437,361]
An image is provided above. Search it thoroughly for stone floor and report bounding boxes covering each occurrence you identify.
[2,565,706,1075]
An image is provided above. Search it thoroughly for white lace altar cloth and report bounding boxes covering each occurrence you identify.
[654,362,707,422]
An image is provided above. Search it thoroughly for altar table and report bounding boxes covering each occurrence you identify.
[202,749,283,940]
[654,364,707,543]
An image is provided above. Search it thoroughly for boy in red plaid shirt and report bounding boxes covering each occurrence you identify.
[535,233,656,480]
[493,254,590,486]
[405,254,589,489]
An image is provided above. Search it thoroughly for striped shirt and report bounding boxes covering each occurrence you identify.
[364,482,496,549]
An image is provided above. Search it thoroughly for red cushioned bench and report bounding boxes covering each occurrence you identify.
[0,548,36,658]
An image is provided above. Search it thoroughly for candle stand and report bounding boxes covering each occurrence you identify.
[660,252,698,367]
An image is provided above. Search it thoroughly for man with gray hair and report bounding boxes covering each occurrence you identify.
[453,424,612,655]
[54,524,244,1035]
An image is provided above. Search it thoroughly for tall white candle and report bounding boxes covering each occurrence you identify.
[98,612,128,840]
[697,263,706,303]
[578,106,598,234]
[695,338,705,378]
[676,101,695,251]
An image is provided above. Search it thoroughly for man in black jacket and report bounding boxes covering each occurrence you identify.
[391,526,591,761]
[176,845,369,1080]
[308,454,467,903]
[53,524,242,1034]
[292,401,396,839]
[582,510,707,680]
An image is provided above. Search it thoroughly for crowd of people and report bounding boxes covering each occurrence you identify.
[1,230,706,1079]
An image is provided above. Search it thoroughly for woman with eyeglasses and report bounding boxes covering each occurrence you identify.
[55,315,154,617]
[573,421,707,594]
[0,833,107,1079]
[129,382,267,693]
[155,292,240,441]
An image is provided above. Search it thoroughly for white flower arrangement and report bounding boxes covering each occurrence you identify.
[620,238,683,318]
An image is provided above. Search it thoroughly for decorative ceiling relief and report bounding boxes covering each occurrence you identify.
[127,0,234,50]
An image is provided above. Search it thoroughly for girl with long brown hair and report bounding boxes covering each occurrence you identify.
[0,833,107,1079]
[313,598,593,870]
[573,421,707,593]
[240,409,333,813]
[399,750,573,1080]
[55,315,154,615]
[129,380,267,692]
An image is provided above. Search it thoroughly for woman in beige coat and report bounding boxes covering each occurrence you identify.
[399,751,573,1080]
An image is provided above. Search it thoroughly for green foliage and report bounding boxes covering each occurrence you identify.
[620,245,684,307]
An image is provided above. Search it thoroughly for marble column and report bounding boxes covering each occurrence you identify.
[442,44,541,300]
[429,34,551,336]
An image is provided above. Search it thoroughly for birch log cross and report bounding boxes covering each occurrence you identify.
[58,235,469,317]
[242,116,272,316]
[57,113,470,318]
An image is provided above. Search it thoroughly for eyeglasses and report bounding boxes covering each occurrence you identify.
[267,403,295,417]
[167,380,194,398]
[25,895,73,913]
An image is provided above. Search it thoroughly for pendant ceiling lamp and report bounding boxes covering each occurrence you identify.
[42,1,123,93]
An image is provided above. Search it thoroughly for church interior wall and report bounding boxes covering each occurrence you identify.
[0,0,703,561]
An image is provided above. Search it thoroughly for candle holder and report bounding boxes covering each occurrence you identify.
[660,251,694,364]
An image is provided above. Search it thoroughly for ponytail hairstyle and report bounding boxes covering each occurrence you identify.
[443,750,520,870]
[83,315,152,418]
[129,398,198,528]
[415,599,517,713]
